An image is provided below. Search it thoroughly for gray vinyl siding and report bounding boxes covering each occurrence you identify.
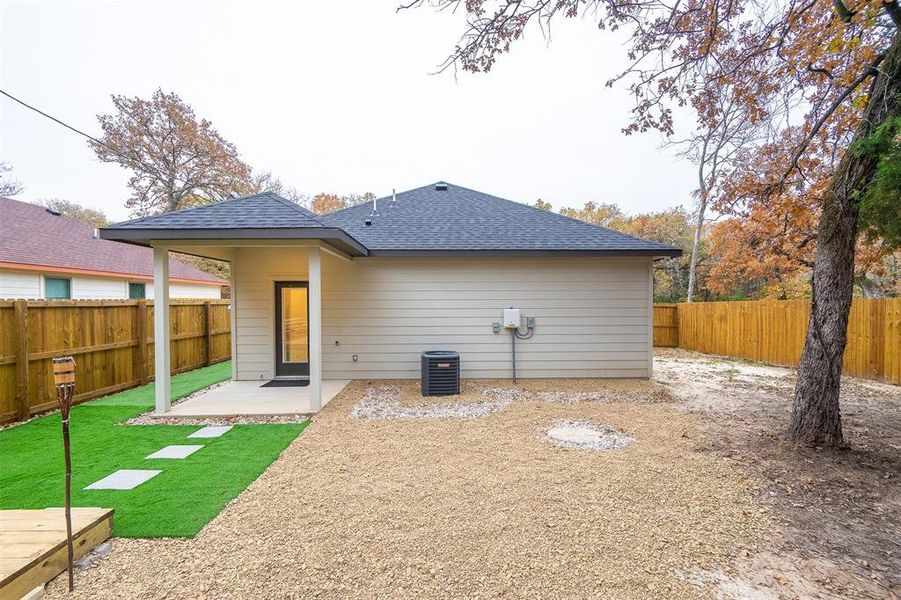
[321,256,652,379]
[232,249,653,381]
[232,247,310,381]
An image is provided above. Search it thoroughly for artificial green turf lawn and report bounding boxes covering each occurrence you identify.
[0,362,308,538]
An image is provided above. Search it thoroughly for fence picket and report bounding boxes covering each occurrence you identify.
[654,298,901,385]
[0,299,231,423]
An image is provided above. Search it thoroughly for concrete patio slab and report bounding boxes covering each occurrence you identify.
[162,379,350,417]
[146,445,204,459]
[85,470,161,490]
[187,426,233,439]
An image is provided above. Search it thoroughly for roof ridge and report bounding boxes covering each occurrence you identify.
[107,193,257,227]
[320,182,444,218]
[529,202,673,248]
[265,192,327,226]
[445,182,672,249]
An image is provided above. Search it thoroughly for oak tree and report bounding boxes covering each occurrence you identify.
[407,0,901,447]
[91,89,253,216]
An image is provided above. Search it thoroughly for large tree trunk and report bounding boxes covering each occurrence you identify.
[789,32,901,446]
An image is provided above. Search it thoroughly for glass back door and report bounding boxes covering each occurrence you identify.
[275,281,309,377]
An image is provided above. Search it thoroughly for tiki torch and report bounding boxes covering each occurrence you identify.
[53,356,76,592]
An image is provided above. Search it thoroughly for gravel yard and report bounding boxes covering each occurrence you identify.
[46,372,769,599]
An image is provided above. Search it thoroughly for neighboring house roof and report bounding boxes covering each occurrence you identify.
[100,182,681,258]
[320,182,680,256]
[0,196,225,284]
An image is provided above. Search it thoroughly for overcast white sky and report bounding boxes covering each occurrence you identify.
[0,0,696,223]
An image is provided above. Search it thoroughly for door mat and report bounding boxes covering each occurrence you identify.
[261,379,310,388]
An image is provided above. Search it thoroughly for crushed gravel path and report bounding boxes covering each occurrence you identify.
[46,377,769,599]
[349,379,676,421]
[348,385,517,420]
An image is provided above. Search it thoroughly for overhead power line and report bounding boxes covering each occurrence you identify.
[0,88,116,154]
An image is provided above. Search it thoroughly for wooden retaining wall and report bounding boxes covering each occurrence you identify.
[654,298,901,385]
[0,299,231,424]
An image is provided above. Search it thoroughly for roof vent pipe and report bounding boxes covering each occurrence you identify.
[389,188,398,208]
[370,196,380,218]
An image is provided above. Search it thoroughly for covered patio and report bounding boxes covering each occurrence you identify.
[99,192,370,417]
[160,379,350,417]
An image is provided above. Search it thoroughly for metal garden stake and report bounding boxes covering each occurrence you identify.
[53,356,76,592]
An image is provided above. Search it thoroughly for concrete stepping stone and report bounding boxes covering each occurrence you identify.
[187,425,232,439]
[146,445,204,459]
[85,469,161,490]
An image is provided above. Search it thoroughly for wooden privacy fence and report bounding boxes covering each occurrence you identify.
[0,299,231,424]
[652,304,679,348]
[653,298,901,385]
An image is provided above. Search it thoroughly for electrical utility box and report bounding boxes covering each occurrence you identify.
[503,308,521,329]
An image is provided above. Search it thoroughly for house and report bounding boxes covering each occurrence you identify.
[0,196,224,299]
[99,182,680,413]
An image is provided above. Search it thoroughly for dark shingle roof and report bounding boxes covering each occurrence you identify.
[319,182,680,256]
[101,183,681,257]
[0,196,224,283]
[111,192,323,229]
[102,192,367,256]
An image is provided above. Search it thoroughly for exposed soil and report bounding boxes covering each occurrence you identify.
[543,419,633,451]
[46,376,767,599]
[655,348,901,598]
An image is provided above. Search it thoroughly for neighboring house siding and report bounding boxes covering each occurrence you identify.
[0,269,41,298]
[0,267,221,299]
[232,249,653,381]
[71,275,127,299]
[147,283,221,300]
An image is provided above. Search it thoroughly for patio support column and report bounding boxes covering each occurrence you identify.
[153,246,171,413]
[308,247,322,411]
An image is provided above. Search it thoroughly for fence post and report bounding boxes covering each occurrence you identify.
[673,302,682,348]
[14,299,29,421]
[675,303,682,349]
[204,300,213,366]
[136,300,148,385]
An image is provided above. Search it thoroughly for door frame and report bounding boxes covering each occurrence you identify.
[274,281,310,378]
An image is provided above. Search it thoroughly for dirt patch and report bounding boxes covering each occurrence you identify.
[46,378,767,599]
[543,419,633,451]
[656,348,901,598]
